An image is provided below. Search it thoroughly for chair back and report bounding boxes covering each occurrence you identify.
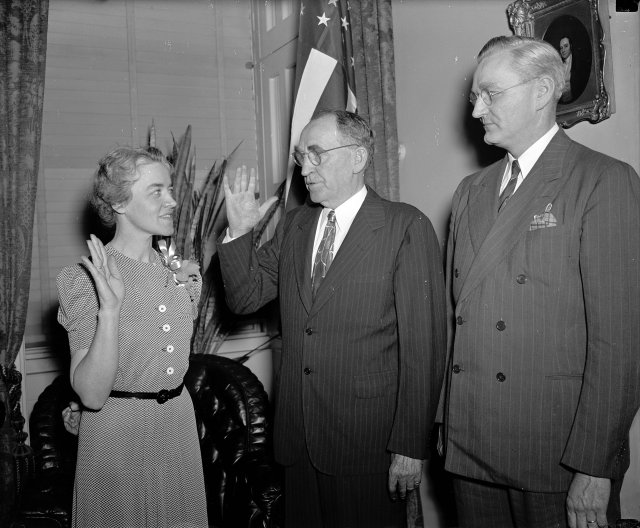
[22,354,282,528]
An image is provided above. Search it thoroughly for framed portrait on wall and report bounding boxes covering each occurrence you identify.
[506,0,614,128]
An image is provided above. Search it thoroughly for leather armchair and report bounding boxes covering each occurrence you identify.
[17,353,283,528]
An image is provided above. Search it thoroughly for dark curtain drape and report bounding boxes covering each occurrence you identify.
[350,0,400,202]
[0,0,49,522]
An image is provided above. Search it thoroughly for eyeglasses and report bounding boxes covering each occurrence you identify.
[469,79,535,106]
[292,144,360,167]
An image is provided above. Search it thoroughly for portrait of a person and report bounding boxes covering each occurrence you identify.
[558,35,590,103]
[541,11,594,108]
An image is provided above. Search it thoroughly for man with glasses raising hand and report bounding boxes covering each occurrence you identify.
[440,35,640,528]
[219,109,446,528]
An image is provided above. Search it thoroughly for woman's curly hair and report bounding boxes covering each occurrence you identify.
[90,146,171,227]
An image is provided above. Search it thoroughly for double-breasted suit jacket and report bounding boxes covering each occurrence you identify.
[219,187,447,475]
[442,129,640,491]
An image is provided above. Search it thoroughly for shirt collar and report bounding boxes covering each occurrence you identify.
[325,185,367,232]
[508,124,559,177]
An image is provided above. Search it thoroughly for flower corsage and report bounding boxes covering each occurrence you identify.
[157,239,201,289]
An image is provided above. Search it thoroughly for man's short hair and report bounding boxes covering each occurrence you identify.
[477,35,565,101]
[311,109,375,164]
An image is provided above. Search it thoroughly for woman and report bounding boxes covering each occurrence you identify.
[56,146,208,527]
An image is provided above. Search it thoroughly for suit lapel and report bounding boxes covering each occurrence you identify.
[467,159,505,253]
[309,188,386,315]
[457,130,571,305]
[293,204,321,314]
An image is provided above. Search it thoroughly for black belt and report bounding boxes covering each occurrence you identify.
[109,382,184,404]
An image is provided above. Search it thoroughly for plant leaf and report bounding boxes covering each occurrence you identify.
[172,125,192,207]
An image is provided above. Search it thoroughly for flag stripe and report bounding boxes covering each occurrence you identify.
[285,49,337,201]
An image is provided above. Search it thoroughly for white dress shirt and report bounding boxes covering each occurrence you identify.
[499,124,560,195]
[311,186,367,275]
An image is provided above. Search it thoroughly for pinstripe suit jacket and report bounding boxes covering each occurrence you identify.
[442,129,640,491]
[218,187,447,475]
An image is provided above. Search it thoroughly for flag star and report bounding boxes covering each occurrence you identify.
[328,0,338,6]
[317,12,330,26]
[300,2,305,15]
[341,16,349,30]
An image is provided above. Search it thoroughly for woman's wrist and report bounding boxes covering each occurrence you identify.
[98,307,121,320]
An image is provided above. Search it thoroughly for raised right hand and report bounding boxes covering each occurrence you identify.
[223,166,278,238]
[81,234,124,312]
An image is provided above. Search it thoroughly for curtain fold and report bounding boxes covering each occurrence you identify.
[350,0,400,202]
[0,0,49,522]
[0,0,49,366]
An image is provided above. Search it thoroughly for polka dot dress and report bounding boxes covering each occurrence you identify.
[57,244,208,528]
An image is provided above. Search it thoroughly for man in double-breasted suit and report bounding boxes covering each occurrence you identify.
[218,110,446,528]
[441,36,640,528]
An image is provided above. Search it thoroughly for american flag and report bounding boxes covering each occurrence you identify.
[285,0,357,206]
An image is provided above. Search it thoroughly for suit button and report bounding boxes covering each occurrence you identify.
[516,274,527,284]
[452,364,461,374]
[456,316,464,325]
[496,320,506,331]
[496,372,506,382]
[305,328,313,335]
[454,268,460,278]
[304,367,312,375]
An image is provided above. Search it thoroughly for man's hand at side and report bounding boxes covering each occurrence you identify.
[388,453,424,501]
[566,472,610,528]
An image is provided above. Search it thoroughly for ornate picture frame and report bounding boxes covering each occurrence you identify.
[507,0,612,128]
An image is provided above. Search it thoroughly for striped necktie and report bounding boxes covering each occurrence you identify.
[498,159,521,213]
[312,210,336,298]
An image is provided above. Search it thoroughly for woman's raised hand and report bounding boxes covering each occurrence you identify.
[81,234,125,313]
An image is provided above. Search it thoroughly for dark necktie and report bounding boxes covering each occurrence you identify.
[312,210,336,298]
[498,159,521,213]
